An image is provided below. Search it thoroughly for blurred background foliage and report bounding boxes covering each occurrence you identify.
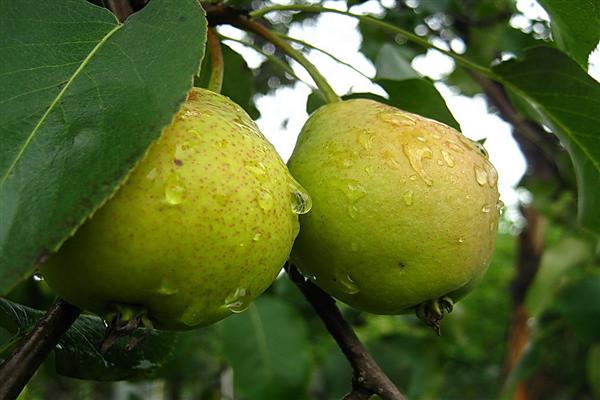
[1,0,599,398]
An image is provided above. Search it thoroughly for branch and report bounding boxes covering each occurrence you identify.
[0,300,81,400]
[286,265,405,400]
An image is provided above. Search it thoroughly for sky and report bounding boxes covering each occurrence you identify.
[218,0,600,210]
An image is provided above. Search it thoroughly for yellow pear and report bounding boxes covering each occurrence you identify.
[288,99,500,324]
[42,88,310,330]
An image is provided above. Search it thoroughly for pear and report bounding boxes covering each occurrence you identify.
[288,99,501,323]
[42,88,310,330]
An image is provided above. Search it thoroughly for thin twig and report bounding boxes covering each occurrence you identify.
[286,265,405,400]
[0,300,81,400]
[207,27,224,93]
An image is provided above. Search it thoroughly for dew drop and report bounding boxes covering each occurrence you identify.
[416,136,427,142]
[409,175,417,181]
[496,200,505,215]
[253,233,262,241]
[157,280,178,295]
[486,163,499,187]
[402,143,433,186]
[146,168,158,181]
[474,165,488,186]
[345,181,367,220]
[378,111,417,127]
[33,273,43,282]
[444,140,465,154]
[181,109,199,119]
[358,130,374,150]
[289,181,312,214]
[245,161,268,180]
[187,128,202,138]
[481,204,491,213]
[458,238,465,244]
[441,150,455,167]
[225,288,251,313]
[336,272,360,294]
[164,173,186,205]
[402,190,413,206]
[256,188,274,213]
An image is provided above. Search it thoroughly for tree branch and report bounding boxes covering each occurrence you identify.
[286,265,405,400]
[0,300,81,400]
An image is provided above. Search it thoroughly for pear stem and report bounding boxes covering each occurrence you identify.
[286,264,405,400]
[250,4,493,78]
[230,17,341,104]
[207,27,224,94]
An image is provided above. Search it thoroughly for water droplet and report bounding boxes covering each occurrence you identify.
[378,110,417,127]
[289,180,312,214]
[489,221,496,232]
[458,238,465,244]
[164,173,186,205]
[187,128,201,138]
[441,150,455,167]
[364,166,372,176]
[409,175,417,181]
[256,188,274,213]
[253,233,262,241]
[146,168,158,181]
[486,163,499,187]
[474,165,488,186]
[496,200,505,215]
[416,136,427,142]
[157,280,178,295]
[474,141,489,158]
[402,190,413,206]
[444,140,465,154]
[181,109,199,119]
[225,288,251,313]
[402,143,433,186]
[344,181,367,220]
[245,161,268,181]
[33,273,43,282]
[481,204,491,213]
[358,130,374,150]
[336,272,360,294]
[458,134,477,151]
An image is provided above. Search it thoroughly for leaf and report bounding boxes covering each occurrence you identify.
[524,237,592,318]
[537,0,600,67]
[375,43,420,81]
[587,344,600,399]
[0,298,177,380]
[0,0,207,294]
[220,296,310,399]
[494,46,600,234]
[557,274,600,342]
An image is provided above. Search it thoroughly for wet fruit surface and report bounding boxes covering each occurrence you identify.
[288,99,501,315]
[42,88,310,330]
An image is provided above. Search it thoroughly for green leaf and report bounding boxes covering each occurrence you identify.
[557,274,600,342]
[0,298,177,380]
[221,296,310,399]
[375,43,420,81]
[0,0,207,294]
[587,344,600,399]
[537,0,600,67]
[524,237,592,318]
[494,46,600,234]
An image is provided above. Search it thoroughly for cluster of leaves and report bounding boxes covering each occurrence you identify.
[1,0,599,399]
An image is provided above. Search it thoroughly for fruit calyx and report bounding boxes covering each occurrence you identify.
[415,296,454,335]
[100,304,154,353]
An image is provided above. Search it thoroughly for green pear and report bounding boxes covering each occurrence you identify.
[42,88,310,330]
[288,99,501,322]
